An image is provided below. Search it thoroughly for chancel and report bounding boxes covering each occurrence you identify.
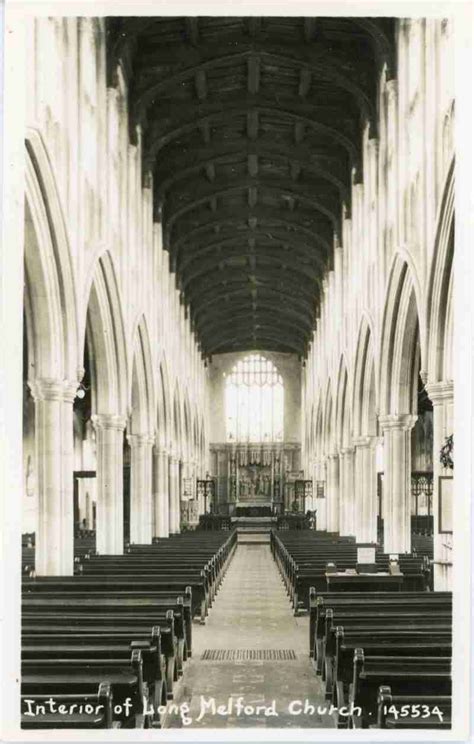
[12,12,455,733]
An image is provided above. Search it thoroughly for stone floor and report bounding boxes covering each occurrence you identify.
[168,544,333,729]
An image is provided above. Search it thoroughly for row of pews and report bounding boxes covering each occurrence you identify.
[21,529,237,729]
[272,529,452,730]
[22,532,97,576]
[271,531,430,612]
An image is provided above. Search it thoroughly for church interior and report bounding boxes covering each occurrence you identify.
[16,14,456,732]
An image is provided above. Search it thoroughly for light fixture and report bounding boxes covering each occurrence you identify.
[76,382,89,400]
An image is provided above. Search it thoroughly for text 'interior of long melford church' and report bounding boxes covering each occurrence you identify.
[2,8,465,738]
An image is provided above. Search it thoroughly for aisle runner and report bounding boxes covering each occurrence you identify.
[169,544,331,728]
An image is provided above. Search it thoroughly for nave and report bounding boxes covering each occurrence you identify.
[21,526,451,730]
[167,543,331,729]
[9,10,459,737]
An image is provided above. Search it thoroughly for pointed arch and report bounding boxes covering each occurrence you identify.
[322,378,335,455]
[129,315,155,434]
[24,129,79,382]
[426,157,455,383]
[172,383,183,458]
[84,251,128,416]
[335,355,351,448]
[156,356,170,449]
[380,256,422,416]
[353,316,377,436]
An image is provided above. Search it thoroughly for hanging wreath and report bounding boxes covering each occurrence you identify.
[439,434,454,470]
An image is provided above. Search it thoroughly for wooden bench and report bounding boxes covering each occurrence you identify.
[23,581,193,656]
[349,651,451,728]
[21,683,118,729]
[22,652,151,728]
[376,686,451,729]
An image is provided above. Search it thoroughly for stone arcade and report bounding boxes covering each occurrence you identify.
[5,11,457,733]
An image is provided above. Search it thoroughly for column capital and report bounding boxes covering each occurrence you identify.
[386,78,397,100]
[425,380,454,405]
[353,435,377,449]
[340,446,356,456]
[378,414,418,432]
[29,378,79,403]
[127,432,155,447]
[92,413,127,432]
[155,447,168,457]
[326,452,339,461]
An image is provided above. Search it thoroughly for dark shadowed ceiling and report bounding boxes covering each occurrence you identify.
[106,17,395,357]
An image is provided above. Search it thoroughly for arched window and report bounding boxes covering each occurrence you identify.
[225,354,284,442]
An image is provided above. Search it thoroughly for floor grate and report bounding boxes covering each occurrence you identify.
[200,649,297,661]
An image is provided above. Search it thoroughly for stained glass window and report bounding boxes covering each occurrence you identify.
[225,355,284,442]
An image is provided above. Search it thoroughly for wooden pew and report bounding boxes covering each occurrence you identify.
[23,581,193,657]
[22,599,181,691]
[349,651,451,728]
[21,683,118,729]
[22,652,151,728]
[376,686,451,729]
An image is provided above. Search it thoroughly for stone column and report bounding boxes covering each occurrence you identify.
[339,446,355,537]
[30,378,77,576]
[426,381,454,590]
[152,447,169,539]
[93,413,127,555]
[169,455,180,533]
[326,453,340,533]
[128,433,154,544]
[353,436,378,544]
[379,415,417,554]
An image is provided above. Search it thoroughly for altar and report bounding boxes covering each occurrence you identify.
[234,504,273,517]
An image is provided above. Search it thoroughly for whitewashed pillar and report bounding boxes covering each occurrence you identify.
[152,447,169,539]
[379,415,417,554]
[426,381,454,590]
[339,446,356,536]
[30,379,77,575]
[326,453,340,533]
[93,413,127,555]
[169,455,180,533]
[353,436,378,544]
[128,433,154,544]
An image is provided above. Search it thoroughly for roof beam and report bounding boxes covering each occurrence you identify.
[154,140,349,200]
[304,18,317,42]
[185,18,199,46]
[144,100,359,166]
[171,207,333,257]
[298,68,312,98]
[178,232,327,274]
[195,69,207,101]
[247,54,260,95]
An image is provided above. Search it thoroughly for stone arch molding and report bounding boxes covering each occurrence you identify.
[24,129,79,385]
[379,255,423,417]
[83,250,128,417]
[335,354,352,448]
[426,157,454,384]
[352,315,377,437]
[129,315,156,435]
[156,356,171,450]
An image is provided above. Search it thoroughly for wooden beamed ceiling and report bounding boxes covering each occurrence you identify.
[107,16,395,356]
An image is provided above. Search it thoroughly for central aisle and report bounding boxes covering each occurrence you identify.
[169,544,331,729]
